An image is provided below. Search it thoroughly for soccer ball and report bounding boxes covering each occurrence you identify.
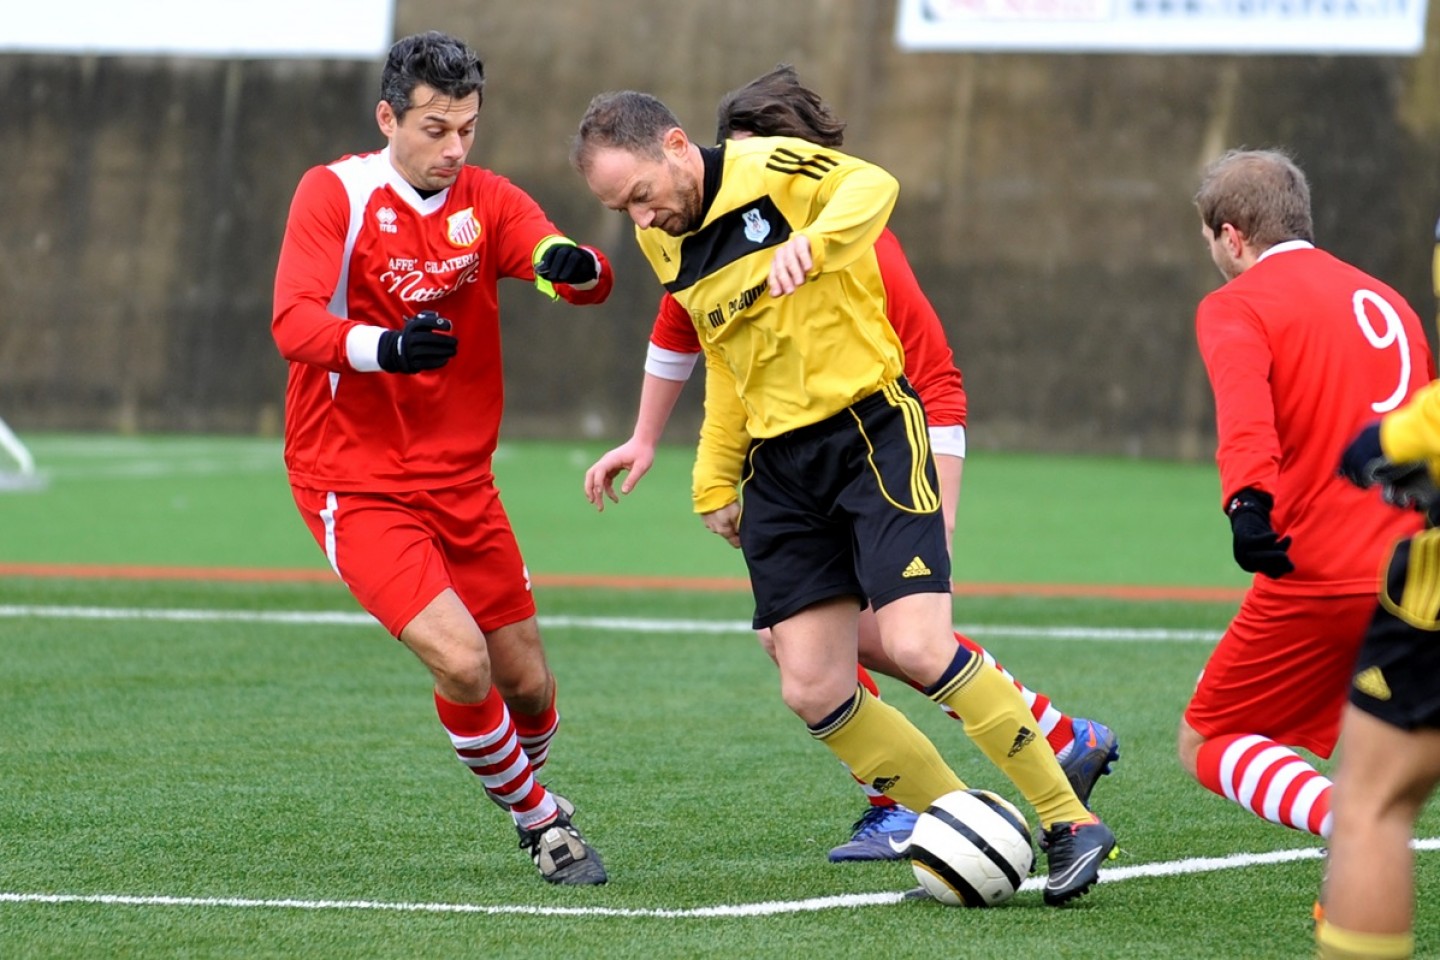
[908,788,1035,907]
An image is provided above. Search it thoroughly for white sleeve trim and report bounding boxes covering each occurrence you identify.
[346,325,386,372]
[928,424,967,458]
[644,343,700,381]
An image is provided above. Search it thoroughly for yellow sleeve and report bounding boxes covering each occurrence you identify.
[692,346,750,514]
[794,157,898,277]
[1381,380,1440,462]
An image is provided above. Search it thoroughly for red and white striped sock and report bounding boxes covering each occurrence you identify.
[510,686,560,773]
[951,632,1071,751]
[434,688,557,830]
[1196,733,1332,838]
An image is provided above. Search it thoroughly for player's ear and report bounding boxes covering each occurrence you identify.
[376,100,398,137]
[662,126,689,158]
[1221,222,1246,256]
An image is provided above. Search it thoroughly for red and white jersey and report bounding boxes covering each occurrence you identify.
[273,148,612,492]
[647,228,967,427]
[1197,242,1434,595]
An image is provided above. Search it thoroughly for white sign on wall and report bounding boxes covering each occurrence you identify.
[0,0,395,59]
[896,0,1429,54]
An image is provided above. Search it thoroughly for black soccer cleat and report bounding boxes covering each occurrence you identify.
[516,796,608,885]
[1041,816,1115,906]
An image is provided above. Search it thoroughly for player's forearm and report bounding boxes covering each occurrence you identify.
[692,353,748,513]
[631,373,687,446]
[801,164,899,275]
[271,298,359,371]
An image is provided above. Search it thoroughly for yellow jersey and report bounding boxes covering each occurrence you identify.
[629,136,904,511]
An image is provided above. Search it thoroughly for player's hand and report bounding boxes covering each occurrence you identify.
[767,235,813,297]
[1226,488,1294,579]
[702,501,742,548]
[584,439,656,511]
[1338,423,1388,487]
[1337,422,1439,513]
[535,242,600,285]
[377,311,457,373]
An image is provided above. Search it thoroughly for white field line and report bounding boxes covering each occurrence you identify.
[0,604,1221,644]
[3,840,1437,919]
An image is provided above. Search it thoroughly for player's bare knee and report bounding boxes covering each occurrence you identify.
[1176,723,1202,779]
[754,627,778,663]
[428,648,493,702]
[499,669,553,715]
[778,677,844,726]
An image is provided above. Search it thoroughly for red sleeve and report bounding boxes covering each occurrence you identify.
[876,230,967,427]
[487,175,614,305]
[650,293,701,352]
[272,166,362,371]
[1196,292,1280,508]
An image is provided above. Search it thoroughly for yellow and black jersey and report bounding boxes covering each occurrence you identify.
[1381,379,1440,476]
[631,136,905,511]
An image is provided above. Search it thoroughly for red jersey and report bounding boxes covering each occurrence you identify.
[648,228,966,426]
[273,148,612,492]
[1197,242,1433,595]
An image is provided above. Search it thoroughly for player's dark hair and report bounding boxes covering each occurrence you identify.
[715,64,847,147]
[1195,148,1314,247]
[380,31,485,119]
[571,91,682,173]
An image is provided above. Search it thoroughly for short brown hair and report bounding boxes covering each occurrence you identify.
[1194,149,1314,247]
[714,64,846,147]
[571,91,682,173]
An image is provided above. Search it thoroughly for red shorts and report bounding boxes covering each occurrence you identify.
[291,475,536,638]
[1184,589,1376,758]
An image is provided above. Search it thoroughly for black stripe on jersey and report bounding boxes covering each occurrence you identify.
[663,196,792,295]
[766,146,840,180]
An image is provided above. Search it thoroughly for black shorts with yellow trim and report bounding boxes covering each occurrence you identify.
[738,378,952,630]
[1350,530,1440,730]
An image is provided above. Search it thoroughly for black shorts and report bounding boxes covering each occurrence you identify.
[1350,531,1440,730]
[738,378,952,630]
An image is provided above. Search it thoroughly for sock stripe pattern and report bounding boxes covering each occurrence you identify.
[512,695,560,773]
[433,691,557,830]
[1203,733,1333,838]
[953,632,1067,740]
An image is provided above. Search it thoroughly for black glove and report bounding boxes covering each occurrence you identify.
[1339,422,1439,512]
[1226,488,1294,579]
[377,311,457,374]
[534,243,599,285]
[1338,423,1387,487]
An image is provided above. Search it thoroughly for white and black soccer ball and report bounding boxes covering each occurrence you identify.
[908,788,1035,907]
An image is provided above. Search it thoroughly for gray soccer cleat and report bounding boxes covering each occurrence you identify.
[516,794,608,885]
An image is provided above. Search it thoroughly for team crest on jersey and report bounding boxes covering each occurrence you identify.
[376,206,398,234]
[445,207,481,248]
[742,208,770,243]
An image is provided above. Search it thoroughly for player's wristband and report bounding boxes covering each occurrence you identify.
[346,325,387,372]
[532,235,575,301]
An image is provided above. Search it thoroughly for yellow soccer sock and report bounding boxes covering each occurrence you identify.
[928,649,1090,828]
[1316,919,1414,959]
[810,686,965,814]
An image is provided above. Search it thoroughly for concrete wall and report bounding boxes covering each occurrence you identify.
[4,0,1439,458]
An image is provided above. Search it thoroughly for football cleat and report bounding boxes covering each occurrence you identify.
[1060,718,1120,808]
[1041,815,1115,906]
[516,794,608,885]
[828,804,919,862]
